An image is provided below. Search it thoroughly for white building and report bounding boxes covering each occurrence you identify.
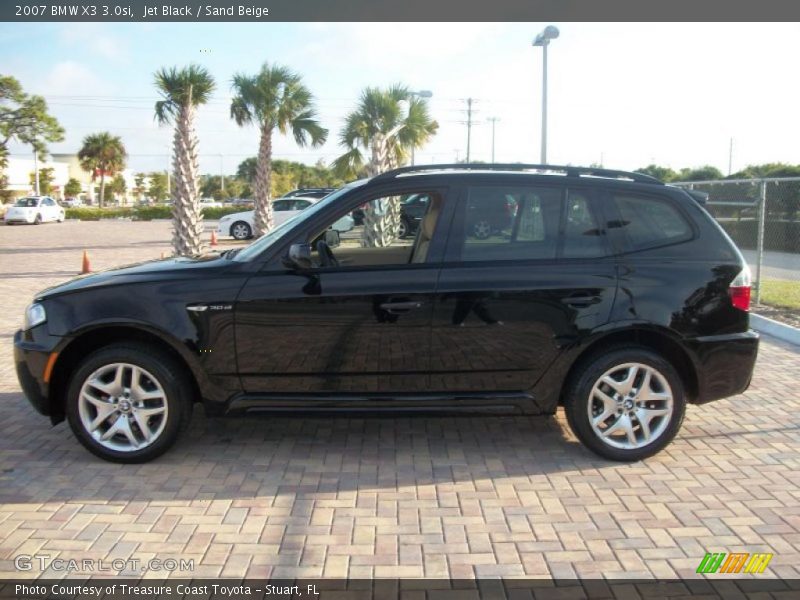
[4,154,137,204]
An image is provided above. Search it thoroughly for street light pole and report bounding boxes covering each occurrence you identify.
[408,90,432,166]
[219,153,225,194]
[533,25,559,164]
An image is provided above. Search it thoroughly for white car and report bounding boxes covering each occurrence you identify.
[218,196,354,240]
[200,198,224,209]
[4,196,65,225]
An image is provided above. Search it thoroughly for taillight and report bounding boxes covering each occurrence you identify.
[728,265,752,311]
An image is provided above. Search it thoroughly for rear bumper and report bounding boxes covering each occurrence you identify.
[687,329,759,404]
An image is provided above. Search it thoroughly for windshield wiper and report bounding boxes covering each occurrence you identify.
[221,248,241,259]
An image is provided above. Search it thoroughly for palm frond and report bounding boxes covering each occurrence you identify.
[331,147,365,180]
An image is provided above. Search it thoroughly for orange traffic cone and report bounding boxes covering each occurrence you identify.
[81,250,91,274]
[210,230,218,246]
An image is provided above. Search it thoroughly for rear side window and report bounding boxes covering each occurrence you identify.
[612,194,692,251]
[453,185,609,262]
[563,192,607,258]
[459,186,561,261]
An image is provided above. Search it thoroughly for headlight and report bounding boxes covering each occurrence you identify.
[24,303,46,330]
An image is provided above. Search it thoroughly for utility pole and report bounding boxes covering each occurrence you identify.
[33,146,40,195]
[466,98,473,162]
[219,153,225,194]
[487,117,500,163]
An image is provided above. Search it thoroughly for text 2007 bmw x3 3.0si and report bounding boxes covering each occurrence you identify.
[14,164,759,463]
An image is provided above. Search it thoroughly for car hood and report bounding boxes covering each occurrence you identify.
[6,206,37,213]
[37,253,229,300]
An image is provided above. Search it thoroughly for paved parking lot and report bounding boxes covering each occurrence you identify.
[0,219,799,580]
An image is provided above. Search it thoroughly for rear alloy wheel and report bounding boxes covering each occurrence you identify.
[564,347,685,461]
[230,221,252,240]
[66,344,192,463]
[472,219,492,239]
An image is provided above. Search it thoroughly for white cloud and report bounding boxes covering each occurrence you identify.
[58,23,127,62]
[43,61,107,96]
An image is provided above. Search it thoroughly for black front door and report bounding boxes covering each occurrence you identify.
[234,187,451,396]
[235,266,438,394]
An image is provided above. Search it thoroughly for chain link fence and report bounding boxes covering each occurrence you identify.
[671,178,800,307]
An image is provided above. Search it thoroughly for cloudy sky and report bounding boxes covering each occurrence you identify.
[1,22,799,176]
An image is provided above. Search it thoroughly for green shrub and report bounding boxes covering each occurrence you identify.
[134,205,172,220]
[202,206,246,219]
[64,204,245,221]
[65,207,135,220]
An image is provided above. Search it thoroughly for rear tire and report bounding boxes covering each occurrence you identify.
[34,214,42,225]
[66,343,193,463]
[230,221,252,240]
[564,346,686,462]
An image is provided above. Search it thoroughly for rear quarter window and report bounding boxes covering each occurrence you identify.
[611,193,693,252]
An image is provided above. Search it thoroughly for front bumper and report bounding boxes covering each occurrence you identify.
[14,327,63,418]
[688,329,759,404]
[5,215,35,224]
[217,222,230,236]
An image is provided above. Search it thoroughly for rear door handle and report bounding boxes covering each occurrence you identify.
[561,294,602,307]
[379,301,425,314]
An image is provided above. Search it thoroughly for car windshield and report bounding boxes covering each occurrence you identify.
[14,198,39,207]
[233,183,363,262]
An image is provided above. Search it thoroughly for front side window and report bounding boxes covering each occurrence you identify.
[309,191,444,268]
[611,193,692,251]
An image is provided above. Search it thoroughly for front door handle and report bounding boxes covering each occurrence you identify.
[561,294,602,307]
[379,300,425,314]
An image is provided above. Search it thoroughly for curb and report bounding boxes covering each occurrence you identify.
[751,313,800,347]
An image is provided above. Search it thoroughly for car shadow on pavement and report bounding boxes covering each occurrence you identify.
[0,391,622,506]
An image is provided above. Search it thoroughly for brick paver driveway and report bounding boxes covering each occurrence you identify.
[0,220,798,580]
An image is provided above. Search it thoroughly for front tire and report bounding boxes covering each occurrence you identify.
[564,346,686,462]
[34,214,42,225]
[398,218,409,238]
[230,221,252,240]
[66,344,193,463]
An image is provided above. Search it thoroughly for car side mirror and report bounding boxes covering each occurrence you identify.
[283,243,313,270]
[324,228,341,248]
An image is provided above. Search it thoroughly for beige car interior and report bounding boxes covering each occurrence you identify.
[311,193,443,268]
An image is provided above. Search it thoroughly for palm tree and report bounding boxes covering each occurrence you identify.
[332,84,438,246]
[77,132,127,208]
[153,65,215,256]
[230,63,328,237]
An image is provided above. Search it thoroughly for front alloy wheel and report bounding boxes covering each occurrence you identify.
[564,346,685,461]
[66,344,192,462]
[472,220,492,239]
[78,363,168,452]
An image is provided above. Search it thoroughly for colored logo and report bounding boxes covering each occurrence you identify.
[696,552,773,574]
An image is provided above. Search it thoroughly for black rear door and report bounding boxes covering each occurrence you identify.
[430,181,618,401]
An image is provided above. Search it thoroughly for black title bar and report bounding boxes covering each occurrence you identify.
[3,0,800,22]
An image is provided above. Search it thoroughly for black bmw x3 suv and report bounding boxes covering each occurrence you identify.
[15,164,759,463]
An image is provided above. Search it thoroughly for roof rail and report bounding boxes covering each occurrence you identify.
[371,163,664,185]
